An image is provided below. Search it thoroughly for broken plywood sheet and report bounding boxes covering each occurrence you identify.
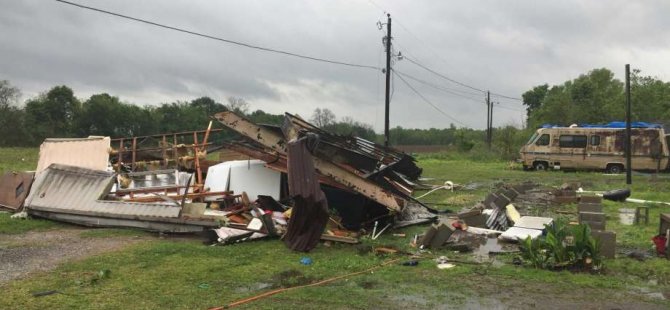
[0,171,34,211]
[36,137,111,173]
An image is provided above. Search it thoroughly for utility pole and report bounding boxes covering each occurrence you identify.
[486,91,491,149]
[490,100,495,149]
[625,64,632,185]
[384,14,392,147]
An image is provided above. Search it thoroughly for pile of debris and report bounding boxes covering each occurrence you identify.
[2,112,434,252]
[416,182,623,260]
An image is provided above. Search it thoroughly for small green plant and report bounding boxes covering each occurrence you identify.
[519,217,602,271]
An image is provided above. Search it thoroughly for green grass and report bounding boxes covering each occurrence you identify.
[0,147,38,174]
[0,212,65,234]
[1,149,670,308]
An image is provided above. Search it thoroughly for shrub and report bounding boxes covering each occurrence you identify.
[519,217,602,271]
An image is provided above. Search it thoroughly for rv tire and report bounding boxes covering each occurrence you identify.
[606,164,624,174]
[533,161,548,171]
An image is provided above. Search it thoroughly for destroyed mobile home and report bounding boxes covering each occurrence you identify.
[2,111,664,264]
[3,112,433,252]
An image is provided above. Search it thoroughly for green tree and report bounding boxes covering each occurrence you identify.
[522,84,548,122]
[24,85,81,142]
[0,80,32,146]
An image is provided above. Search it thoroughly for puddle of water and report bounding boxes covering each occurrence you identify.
[473,237,503,259]
[391,294,428,306]
[234,282,273,293]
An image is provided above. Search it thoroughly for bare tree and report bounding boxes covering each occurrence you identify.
[310,108,336,127]
[226,96,249,115]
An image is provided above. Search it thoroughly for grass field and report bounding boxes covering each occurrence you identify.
[1,148,669,309]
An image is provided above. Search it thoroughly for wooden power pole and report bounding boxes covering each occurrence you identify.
[384,14,392,147]
[625,64,632,185]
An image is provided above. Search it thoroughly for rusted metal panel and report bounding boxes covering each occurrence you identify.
[214,112,288,154]
[214,112,404,211]
[0,171,34,211]
[36,137,111,173]
[25,164,182,219]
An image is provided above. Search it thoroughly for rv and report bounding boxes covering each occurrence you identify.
[519,122,670,173]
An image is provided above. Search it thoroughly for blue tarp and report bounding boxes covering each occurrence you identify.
[541,121,663,129]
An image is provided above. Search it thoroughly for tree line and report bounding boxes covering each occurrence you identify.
[2,67,667,160]
[523,68,670,128]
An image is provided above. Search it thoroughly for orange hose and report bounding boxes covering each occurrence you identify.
[209,258,403,309]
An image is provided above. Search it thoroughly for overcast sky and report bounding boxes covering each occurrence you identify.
[3,0,670,131]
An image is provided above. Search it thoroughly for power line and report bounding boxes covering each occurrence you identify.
[367,1,525,102]
[404,56,524,102]
[394,70,485,103]
[55,0,381,71]
[403,56,486,93]
[392,70,468,127]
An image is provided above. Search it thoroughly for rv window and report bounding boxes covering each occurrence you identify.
[590,135,601,146]
[536,134,550,146]
[559,135,587,148]
[526,132,538,145]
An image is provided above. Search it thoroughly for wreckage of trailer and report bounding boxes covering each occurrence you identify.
[3,111,434,251]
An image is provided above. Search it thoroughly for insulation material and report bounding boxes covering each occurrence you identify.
[36,137,111,173]
[499,227,543,241]
[513,216,553,230]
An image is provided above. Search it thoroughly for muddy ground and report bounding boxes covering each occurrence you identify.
[0,228,148,284]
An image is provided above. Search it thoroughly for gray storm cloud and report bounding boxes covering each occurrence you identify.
[2,0,669,130]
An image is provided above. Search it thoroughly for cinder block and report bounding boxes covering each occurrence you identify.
[429,223,455,249]
[502,189,518,201]
[580,195,602,204]
[493,195,511,208]
[579,212,606,223]
[591,230,616,259]
[582,220,606,231]
[419,225,438,248]
[483,193,498,206]
[578,203,603,213]
[554,196,579,204]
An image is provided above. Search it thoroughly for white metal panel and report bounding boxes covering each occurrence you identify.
[36,137,111,173]
[203,162,231,201]
[228,160,281,201]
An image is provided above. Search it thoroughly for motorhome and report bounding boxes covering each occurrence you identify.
[519,122,670,173]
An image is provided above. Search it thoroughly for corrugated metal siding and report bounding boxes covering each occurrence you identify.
[36,137,111,173]
[25,164,181,219]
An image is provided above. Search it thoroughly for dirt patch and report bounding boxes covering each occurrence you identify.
[0,228,149,284]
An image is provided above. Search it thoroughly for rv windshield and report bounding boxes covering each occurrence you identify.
[526,132,539,145]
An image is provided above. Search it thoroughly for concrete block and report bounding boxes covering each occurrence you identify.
[502,189,518,201]
[419,225,438,248]
[580,195,602,204]
[578,203,603,213]
[554,196,579,204]
[579,211,606,223]
[591,230,616,259]
[429,223,455,249]
[483,193,498,207]
[582,220,606,231]
[493,195,511,209]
